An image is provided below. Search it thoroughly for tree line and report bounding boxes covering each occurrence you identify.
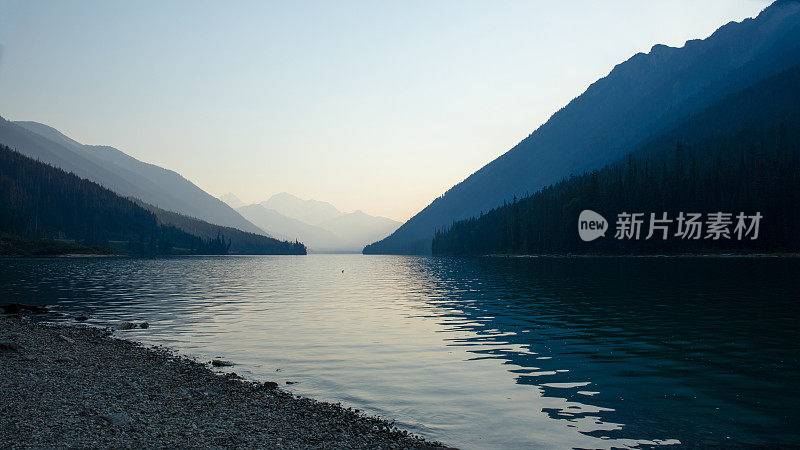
[136,201,306,255]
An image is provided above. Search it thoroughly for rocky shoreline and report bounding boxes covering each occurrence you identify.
[0,315,446,449]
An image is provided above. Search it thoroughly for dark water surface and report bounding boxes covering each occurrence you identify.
[1,255,798,448]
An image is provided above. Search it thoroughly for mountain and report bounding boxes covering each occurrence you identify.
[260,192,341,225]
[317,211,401,250]
[239,193,401,252]
[432,65,800,255]
[219,193,246,209]
[136,202,306,255]
[0,144,305,255]
[366,0,800,254]
[236,204,342,252]
[0,119,266,235]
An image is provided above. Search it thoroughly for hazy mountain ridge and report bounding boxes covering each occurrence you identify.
[0,119,266,235]
[233,193,400,252]
[236,204,342,250]
[0,144,306,255]
[318,210,400,248]
[220,193,246,209]
[260,192,342,225]
[365,0,800,254]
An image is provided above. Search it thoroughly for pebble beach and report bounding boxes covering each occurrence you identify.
[0,314,446,449]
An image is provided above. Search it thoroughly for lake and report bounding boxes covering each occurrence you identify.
[1,255,798,448]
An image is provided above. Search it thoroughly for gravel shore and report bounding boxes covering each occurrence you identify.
[0,315,446,449]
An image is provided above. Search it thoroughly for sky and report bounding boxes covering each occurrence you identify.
[0,0,771,221]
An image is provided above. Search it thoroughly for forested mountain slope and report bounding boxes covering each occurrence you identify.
[0,119,264,235]
[138,202,306,255]
[367,0,800,254]
[432,66,800,255]
[0,145,305,255]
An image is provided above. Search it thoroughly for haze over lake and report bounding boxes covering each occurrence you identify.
[3,1,800,448]
[2,255,797,448]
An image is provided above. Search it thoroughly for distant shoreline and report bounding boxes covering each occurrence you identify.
[0,234,114,258]
[0,315,445,449]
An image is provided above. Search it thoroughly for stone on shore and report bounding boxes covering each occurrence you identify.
[0,339,20,352]
[100,412,133,427]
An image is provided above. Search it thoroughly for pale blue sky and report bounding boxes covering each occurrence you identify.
[0,0,770,221]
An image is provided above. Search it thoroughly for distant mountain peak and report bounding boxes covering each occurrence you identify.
[266,192,340,210]
[220,192,245,208]
[270,192,302,200]
[239,193,400,252]
[260,192,341,225]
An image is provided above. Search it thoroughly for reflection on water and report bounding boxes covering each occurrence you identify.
[1,255,798,448]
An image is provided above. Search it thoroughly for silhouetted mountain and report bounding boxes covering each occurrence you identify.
[366,0,800,254]
[260,192,341,225]
[432,65,800,255]
[219,192,246,209]
[0,144,304,255]
[0,119,265,235]
[136,202,306,255]
[239,194,400,252]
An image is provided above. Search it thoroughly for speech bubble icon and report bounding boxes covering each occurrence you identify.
[578,210,608,242]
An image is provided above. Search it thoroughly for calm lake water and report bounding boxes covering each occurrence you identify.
[1,255,798,448]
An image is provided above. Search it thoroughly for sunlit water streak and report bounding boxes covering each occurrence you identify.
[1,255,798,448]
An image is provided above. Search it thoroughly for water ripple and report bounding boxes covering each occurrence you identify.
[1,255,798,448]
